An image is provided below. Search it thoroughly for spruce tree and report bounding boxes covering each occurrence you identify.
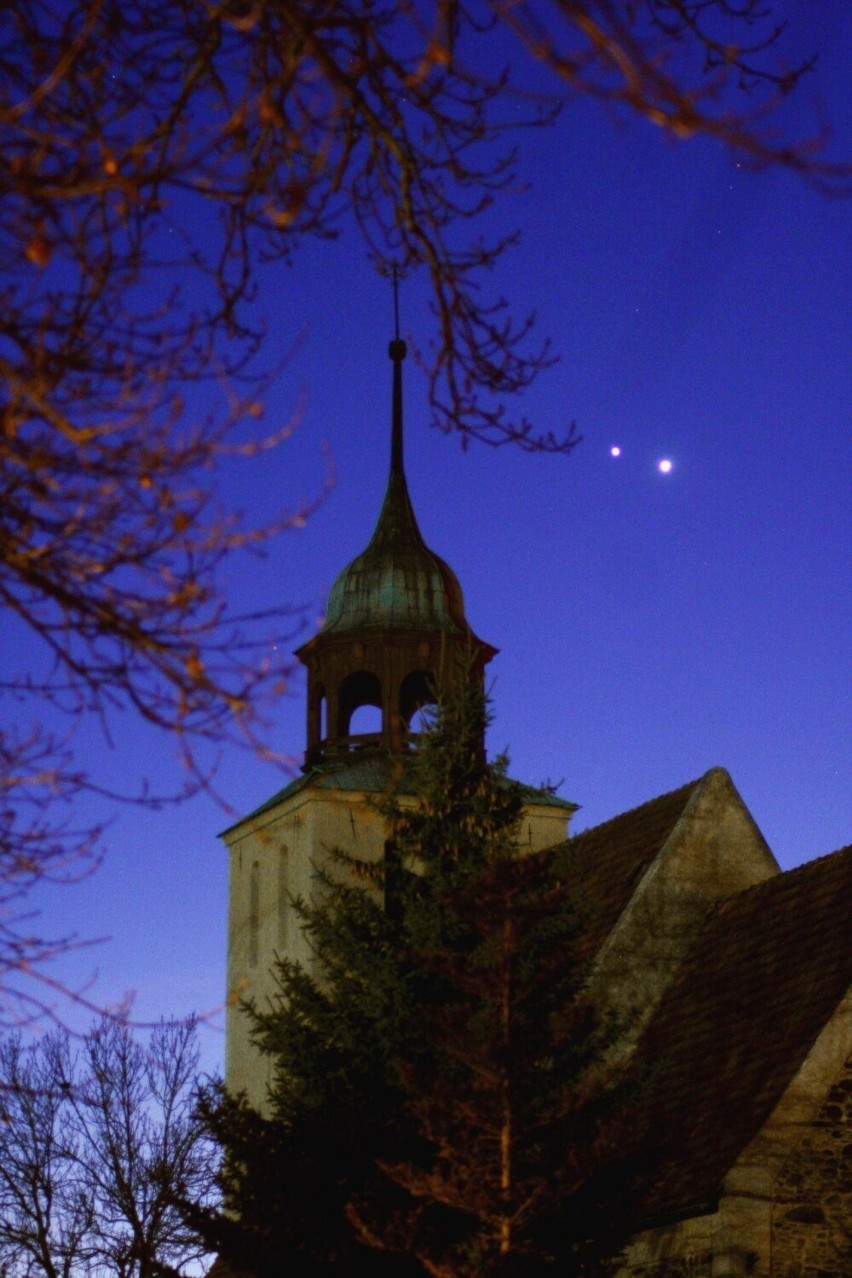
[200,676,639,1276]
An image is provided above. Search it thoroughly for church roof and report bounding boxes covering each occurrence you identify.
[631,842,852,1222]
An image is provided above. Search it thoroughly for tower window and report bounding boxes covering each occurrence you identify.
[277,844,289,947]
[249,861,260,968]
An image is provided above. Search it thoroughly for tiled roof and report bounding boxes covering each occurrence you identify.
[631,843,852,1221]
[548,776,703,952]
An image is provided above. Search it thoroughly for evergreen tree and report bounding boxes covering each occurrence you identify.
[199,676,640,1276]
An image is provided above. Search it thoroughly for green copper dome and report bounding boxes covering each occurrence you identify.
[322,469,467,634]
[321,339,469,637]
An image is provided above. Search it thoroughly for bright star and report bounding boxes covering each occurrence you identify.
[610,446,621,457]
[658,458,673,474]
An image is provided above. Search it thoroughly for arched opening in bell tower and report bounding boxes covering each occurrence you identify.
[400,669,436,738]
[349,703,382,736]
[408,706,435,734]
[339,670,383,741]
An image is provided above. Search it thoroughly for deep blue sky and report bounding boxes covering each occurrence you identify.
[17,1,851,1070]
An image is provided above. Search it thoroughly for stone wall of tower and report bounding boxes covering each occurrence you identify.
[224,787,388,1110]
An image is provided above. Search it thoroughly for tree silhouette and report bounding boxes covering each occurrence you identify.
[198,681,639,1275]
[0,1017,216,1276]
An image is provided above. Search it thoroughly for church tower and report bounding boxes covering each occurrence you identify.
[295,332,496,767]
[222,329,575,1107]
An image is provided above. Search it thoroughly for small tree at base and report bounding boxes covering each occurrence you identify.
[199,673,641,1275]
[0,1017,216,1278]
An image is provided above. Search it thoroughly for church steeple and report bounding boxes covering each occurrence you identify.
[223,296,574,1110]
[295,323,496,769]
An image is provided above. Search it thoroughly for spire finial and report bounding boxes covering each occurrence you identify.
[386,263,407,476]
[392,261,402,340]
[387,261,407,359]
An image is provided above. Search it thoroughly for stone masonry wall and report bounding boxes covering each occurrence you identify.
[771,1054,852,1278]
[615,1250,713,1278]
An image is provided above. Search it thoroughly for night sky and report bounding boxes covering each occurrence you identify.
[17,1,851,1071]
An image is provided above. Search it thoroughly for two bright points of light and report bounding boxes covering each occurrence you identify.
[610,446,673,474]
